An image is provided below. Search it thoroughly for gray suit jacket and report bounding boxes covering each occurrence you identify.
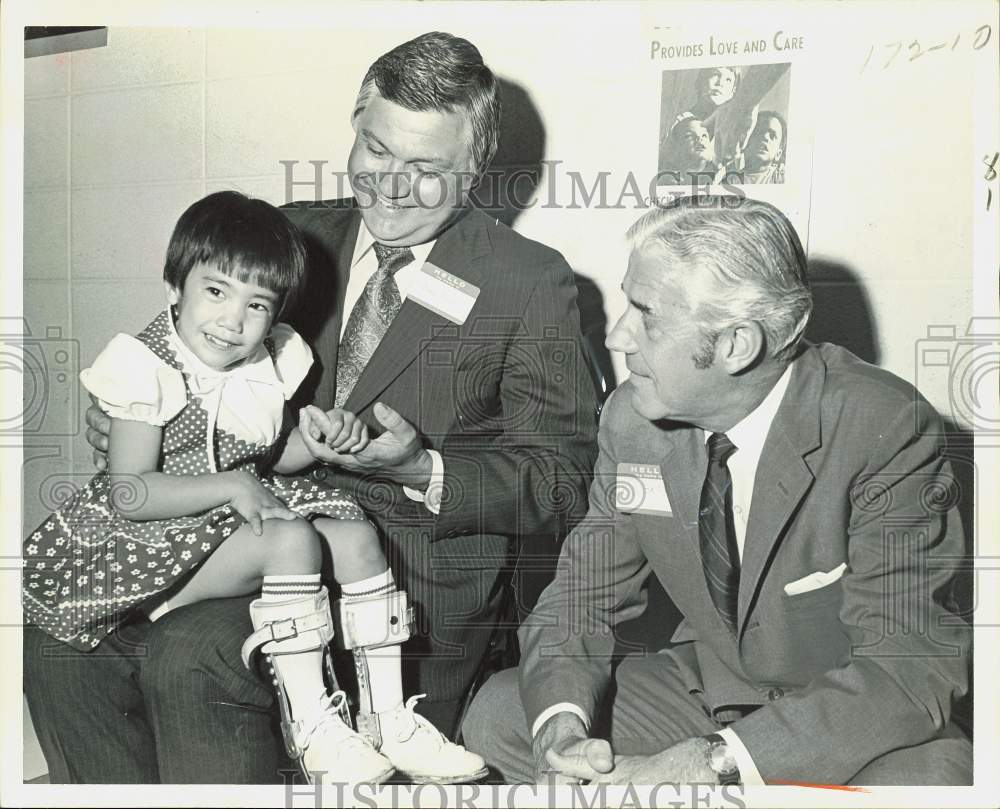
[282,200,598,705]
[519,343,969,783]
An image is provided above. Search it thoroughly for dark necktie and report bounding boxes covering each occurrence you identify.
[334,243,415,408]
[700,432,739,634]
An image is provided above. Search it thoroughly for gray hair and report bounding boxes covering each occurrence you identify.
[627,196,812,362]
[352,32,501,178]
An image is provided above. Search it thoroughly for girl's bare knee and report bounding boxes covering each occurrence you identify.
[315,518,385,571]
[261,517,322,571]
[332,519,379,550]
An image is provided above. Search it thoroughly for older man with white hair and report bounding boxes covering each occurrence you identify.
[465,195,971,786]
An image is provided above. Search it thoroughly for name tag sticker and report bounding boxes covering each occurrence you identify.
[407,263,480,325]
[616,463,672,515]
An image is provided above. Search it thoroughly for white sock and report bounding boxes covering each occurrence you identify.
[262,573,322,601]
[341,570,404,714]
[340,569,395,599]
[260,575,327,722]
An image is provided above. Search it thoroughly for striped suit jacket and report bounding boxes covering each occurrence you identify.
[283,199,598,707]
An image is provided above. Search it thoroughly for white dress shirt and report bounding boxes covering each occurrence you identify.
[532,363,795,785]
[342,223,443,513]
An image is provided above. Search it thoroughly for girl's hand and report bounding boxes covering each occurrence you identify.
[300,405,370,455]
[227,472,297,536]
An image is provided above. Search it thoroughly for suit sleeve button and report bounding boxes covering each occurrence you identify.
[767,687,784,701]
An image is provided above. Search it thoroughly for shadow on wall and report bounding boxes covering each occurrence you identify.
[479,76,616,399]
[805,258,881,364]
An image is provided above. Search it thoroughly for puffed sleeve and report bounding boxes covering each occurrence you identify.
[270,323,314,399]
[79,334,187,426]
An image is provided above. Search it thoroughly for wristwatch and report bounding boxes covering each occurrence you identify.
[703,733,741,785]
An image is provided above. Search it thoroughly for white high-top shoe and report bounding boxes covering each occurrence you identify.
[241,588,395,786]
[376,695,488,784]
[293,690,395,785]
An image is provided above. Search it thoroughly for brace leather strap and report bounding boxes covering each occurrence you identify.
[241,610,332,668]
[333,590,413,650]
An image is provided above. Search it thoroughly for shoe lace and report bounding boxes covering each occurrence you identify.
[299,690,365,751]
[392,693,453,747]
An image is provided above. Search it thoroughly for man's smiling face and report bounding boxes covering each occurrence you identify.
[348,94,476,247]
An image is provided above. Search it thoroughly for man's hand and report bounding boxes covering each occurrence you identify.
[299,402,432,489]
[590,737,716,786]
[532,712,613,784]
[85,395,111,471]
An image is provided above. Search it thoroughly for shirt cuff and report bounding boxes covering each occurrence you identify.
[402,449,443,515]
[531,703,590,739]
[717,726,764,785]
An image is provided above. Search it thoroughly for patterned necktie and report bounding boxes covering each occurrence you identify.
[334,243,415,408]
[700,432,740,634]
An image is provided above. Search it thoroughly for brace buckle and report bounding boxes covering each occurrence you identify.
[267,616,300,643]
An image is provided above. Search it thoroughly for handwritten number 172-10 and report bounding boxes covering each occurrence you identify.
[861,24,992,73]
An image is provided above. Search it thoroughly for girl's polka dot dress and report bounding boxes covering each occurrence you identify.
[23,310,366,651]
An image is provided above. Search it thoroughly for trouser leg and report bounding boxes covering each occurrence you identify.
[603,653,719,755]
[140,597,289,784]
[463,653,718,785]
[848,722,972,785]
[461,667,534,784]
[23,623,159,783]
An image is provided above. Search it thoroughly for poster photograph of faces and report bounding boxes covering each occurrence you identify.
[658,64,791,187]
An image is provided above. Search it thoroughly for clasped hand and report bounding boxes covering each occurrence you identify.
[299,402,431,488]
[533,714,717,786]
[532,713,614,785]
[587,739,718,786]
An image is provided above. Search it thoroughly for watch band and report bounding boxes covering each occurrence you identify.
[703,732,741,785]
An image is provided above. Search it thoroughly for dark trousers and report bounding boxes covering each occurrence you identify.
[24,597,288,784]
[24,596,464,783]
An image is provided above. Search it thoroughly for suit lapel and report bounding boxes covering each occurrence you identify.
[298,205,360,410]
[737,348,825,633]
[343,208,492,414]
[325,209,361,371]
[658,425,705,531]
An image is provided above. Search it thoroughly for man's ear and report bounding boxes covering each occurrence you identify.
[164,280,180,306]
[719,320,765,374]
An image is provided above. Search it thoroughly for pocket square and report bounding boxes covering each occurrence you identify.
[783,562,847,596]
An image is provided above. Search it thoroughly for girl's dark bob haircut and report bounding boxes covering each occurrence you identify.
[163,191,307,318]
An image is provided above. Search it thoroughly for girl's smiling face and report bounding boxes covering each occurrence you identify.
[166,262,281,371]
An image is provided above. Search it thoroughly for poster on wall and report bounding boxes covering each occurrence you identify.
[656,63,792,187]
[644,15,815,241]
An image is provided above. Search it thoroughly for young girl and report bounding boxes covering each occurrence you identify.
[22,191,484,786]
